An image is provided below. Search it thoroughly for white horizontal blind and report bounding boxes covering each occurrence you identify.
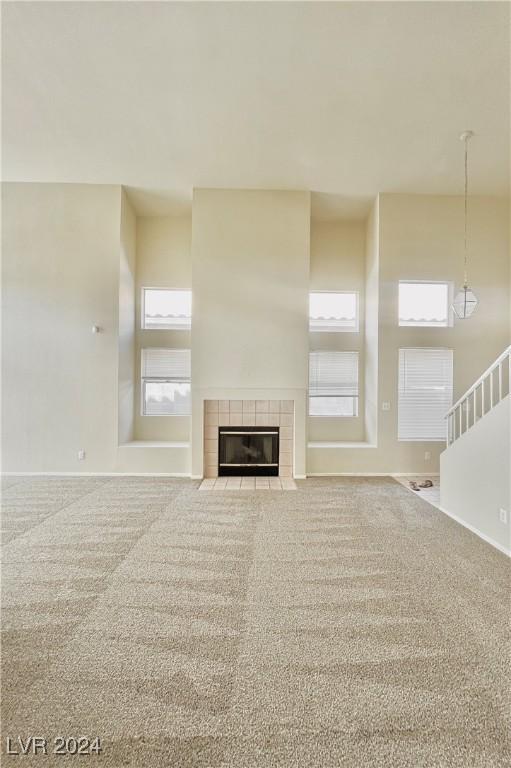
[398,348,453,440]
[309,351,359,416]
[143,289,192,330]
[309,292,358,332]
[141,349,191,416]
[141,348,191,379]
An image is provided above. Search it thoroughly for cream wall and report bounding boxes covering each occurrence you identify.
[191,188,311,477]
[309,221,366,442]
[308,194,510,474]
[3,184,508,478]
[2,182,121,472]
[134,216,192,442]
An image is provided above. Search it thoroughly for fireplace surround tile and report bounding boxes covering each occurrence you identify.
[203,398,294,479]
[279,452,293,467]
[204,439,218,454]
[280,439,293,455]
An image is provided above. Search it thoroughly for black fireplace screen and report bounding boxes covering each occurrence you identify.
[218,427,279,476]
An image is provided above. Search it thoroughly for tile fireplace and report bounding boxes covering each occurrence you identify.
[203,399,294,478]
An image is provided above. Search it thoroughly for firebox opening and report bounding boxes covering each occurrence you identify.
[218,426,280,476]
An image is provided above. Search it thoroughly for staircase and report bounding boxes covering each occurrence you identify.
[440,346,511,555]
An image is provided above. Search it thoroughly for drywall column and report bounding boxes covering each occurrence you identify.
[191,188,311,478]
[364,197,379,445]
[118,189,136,445]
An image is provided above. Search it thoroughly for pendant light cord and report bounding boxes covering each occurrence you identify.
[463,135,468,288]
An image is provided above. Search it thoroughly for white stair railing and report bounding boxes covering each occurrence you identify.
[445,345,511,447]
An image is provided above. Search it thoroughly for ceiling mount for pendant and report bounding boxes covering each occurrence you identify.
[459,130,475,143]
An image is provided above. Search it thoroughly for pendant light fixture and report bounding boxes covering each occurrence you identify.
[452,130,478,319]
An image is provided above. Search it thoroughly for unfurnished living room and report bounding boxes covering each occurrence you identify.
[1,1,510,766]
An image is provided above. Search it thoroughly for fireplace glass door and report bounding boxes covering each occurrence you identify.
[218,427,279,476]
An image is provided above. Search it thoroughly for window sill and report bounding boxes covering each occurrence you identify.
[308,415,359,419]
[397,438,445,443]
[141,327,192,332]
[309,329,359,334]
[141,414,192,418]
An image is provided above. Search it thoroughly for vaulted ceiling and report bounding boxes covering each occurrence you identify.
[2,2,509,218]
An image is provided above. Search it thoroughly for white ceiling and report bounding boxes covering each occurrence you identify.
[2,1,509,219]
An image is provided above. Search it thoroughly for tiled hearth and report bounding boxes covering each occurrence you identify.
[199,476,297,491]
[203,399,294,479]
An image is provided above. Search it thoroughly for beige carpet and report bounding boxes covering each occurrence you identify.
[1,475,510,767]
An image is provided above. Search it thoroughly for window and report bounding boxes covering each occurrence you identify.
[398,282,452,327]
[141,348,191,415]
[142,288,192,330]
[309,292,358,332]
[398,348,453,441]
[309,351,359,417]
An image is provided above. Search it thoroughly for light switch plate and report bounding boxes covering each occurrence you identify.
[382,402,391,411]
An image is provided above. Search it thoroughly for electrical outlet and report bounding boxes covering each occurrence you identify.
[78,450,86,461]
[499,508,508,524]
[382,402,391,411]
[424,451,431,461]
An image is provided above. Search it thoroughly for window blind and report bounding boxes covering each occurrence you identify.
[141,348,191,380]
[309,351,359,416]
[141,348,191,416]
[398,348,453,441]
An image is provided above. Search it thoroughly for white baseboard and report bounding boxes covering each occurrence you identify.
[2,472,192,478]
[307,472,438,477]
[436,504,510,557]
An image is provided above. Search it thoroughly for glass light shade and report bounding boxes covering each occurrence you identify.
[452,286,478,319]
